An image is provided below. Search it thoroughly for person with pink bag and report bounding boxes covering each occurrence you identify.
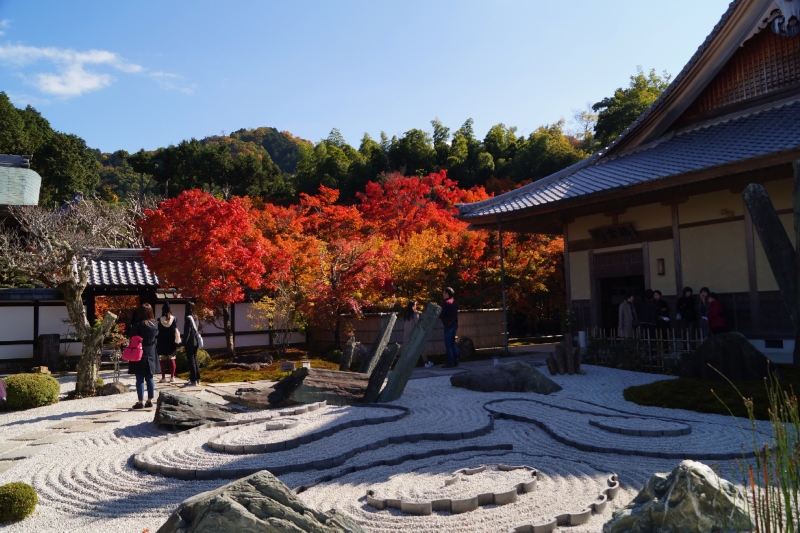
[127,303,160,409]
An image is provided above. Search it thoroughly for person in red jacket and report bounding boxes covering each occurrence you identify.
[707,292,726,335]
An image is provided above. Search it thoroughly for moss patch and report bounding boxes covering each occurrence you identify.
[623,365,800,420]
[177,348,339,383]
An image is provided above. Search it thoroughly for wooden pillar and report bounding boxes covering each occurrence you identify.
[33,299,39,341]
[85,289,96,324]
[563,223,571,306]
[671,204,684,295]
[744,202,760,334]
[642,241,651,289]
[588,249,597,329]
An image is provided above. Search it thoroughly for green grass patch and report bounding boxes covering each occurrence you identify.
[623,365,800,420]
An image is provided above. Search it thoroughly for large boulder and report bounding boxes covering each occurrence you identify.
[158,470,365,533]
[457,336,476,360]
[450,360,562,395]
[681,332,783,382]
[603,460,752,533]
[267,368,370,406]
[154,390,236,430]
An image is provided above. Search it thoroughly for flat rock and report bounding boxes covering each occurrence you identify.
[9,431,54,441]
[99,382,131,396]
[681,332,785,382]
[0,447,43,460]
[0,460,20,474]
[154,390,236,430]
[604,460,752,533]
[157,470,366,533]
[47,420,85,429]
[267,368,370,407]
[0,442,23,454]
[64,423,102,433]
[28,434,73,445]
[450,360,563,395]
[223,387,275,409]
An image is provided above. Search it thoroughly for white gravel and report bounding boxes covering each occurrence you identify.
[0,365,770,532]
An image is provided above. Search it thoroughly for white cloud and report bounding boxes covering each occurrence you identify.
[0,44,192,98]
[0,20,10,36]
[149,71,196,94]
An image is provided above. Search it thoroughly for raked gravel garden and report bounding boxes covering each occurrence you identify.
[0,363,771,533]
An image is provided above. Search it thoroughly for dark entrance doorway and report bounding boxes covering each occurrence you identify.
[593,249,645,331]
[599,275,646,330]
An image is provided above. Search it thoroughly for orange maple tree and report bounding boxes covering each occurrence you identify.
[138,190,267,355]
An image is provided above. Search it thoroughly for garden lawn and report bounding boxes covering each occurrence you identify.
[623,364,800,420]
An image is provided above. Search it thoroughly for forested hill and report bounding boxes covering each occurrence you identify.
[0,67,670,206]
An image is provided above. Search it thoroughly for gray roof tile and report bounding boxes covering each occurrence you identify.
[88,249,159,288]
[458,96,800,219]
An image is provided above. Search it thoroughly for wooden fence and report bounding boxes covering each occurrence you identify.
[584,327,708,374]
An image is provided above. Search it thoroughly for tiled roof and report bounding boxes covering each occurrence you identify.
[458,95,800,219]
[88,249,160,288]
[0,166,41,206]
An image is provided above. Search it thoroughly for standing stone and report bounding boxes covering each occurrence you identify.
[378,303,441,403]
[603,460,752,533]
[154,390,236,430]
[267,368,370,406]
[362,343,400,403]
[339,336,357,371]
[158,470,366,533]
[457,336,476,360]
[359,313,397,375]
[35,334,60,372]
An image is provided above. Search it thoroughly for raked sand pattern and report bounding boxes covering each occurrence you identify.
[0,365,772,532]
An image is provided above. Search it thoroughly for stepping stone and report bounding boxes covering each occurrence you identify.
[48,421,85,429]
[64,423,102,433]
[9,431,55,441]
[0,460,21,474]
[100,412,141,423]
[28,434,72,445]
[78,412,115,420]
[0,447,43,460]
[0,442,23,454]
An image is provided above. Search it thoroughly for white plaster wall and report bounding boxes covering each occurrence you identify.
[0,307,33,341]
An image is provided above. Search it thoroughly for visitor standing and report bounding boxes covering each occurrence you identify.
[639,289,657,338]
[182,301,202,386]
[157,302,179,383]
[676,287,697,347]
[128,303,159,410]
[441,287,460,368]
[618,292,638,338]
[707,292,726,335]
[697,287,712,339]
[403,300,433,368]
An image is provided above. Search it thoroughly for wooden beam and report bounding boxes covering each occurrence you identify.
[569,226,673,252]
[660,197,689,206]
[564,224,572,305]
[672,204,684,295]
[588,249,597,329]
[642,242,651,289]
[744,200,760,335]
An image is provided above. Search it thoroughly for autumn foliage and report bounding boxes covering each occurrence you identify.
[140,170,564,351]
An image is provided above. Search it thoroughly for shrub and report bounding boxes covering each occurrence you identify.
[0,482,38,522]
[175,348,211,374]
[96,376,104,388]
[3,374,60,410]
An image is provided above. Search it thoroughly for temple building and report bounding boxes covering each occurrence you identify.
[457,0,800,361]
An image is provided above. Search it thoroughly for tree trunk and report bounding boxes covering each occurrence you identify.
[222,303,235,356]
[794,160,800,366]
[75,311,117,397]
[333,318,341,350]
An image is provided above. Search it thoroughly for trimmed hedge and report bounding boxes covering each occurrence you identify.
[0,482,38,522]
[2,374,60,410]
[176,348,211,374]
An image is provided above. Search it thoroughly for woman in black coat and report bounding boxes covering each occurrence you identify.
[182,301,202,386]
[128,302,160,409]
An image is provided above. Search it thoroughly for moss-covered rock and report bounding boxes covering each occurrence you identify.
[0,482,38,522]
[3,373,60,410]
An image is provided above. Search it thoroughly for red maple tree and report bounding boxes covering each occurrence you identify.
[138,190,267,355]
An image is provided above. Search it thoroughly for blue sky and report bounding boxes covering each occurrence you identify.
[0,0,731,153]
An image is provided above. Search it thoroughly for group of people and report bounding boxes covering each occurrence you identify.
[401,287,460,368]
[618,286,726,339]
[127,301,202,410]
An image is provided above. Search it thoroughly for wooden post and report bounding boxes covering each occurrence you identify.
[339,336,357,371]
[794,160,800,366]
[588,249,597,329]
[642,241,651,289]
[497,216,509,356]
[359,313,397,374]
[378,303,441,403]
[671,204,683,295]
[362,343,400,403]
[563,223,571,308]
